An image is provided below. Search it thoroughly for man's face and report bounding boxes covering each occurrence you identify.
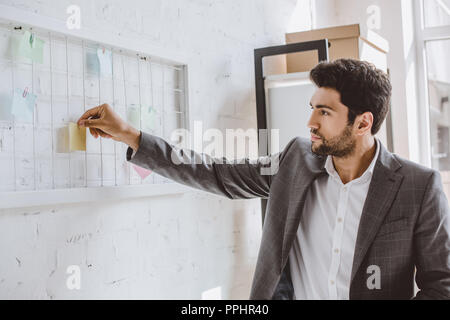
[308,87,356,158]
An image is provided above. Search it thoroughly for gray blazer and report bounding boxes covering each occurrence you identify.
[127,132,450,300]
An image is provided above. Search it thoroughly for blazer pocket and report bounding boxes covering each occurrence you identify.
[376,218,409,238]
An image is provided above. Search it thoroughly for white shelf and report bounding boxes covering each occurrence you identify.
[0,183,193,209]
[264,72,311,89]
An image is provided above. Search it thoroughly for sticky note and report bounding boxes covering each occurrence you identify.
[86,51,100,74]
[132,164,152,180]
[30,38,44,63]
[17,31,44,64]
[55,126,69,153]
[97,48,113,77]
[11,88,36,122]
[69,122,86,151]
[0,93,13,121]
[127,105,140,128]
[142,105,158,130]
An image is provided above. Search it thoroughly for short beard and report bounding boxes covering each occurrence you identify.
[311,124,356,158]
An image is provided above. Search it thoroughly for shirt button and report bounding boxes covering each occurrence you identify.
[330,280,335,285]
[337,217,343,223]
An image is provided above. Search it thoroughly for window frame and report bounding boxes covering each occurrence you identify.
[415,0,450,167]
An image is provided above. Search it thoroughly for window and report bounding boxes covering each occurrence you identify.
[424,0,450,28]
[425,39,450,171]
[415,0,450,195]
[415,0,450,199]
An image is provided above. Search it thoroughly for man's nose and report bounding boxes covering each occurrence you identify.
[307,113,319,131]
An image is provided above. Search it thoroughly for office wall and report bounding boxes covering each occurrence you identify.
[0,0,298,299]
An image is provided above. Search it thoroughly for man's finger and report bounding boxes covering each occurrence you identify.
[89,127,99,138]
[78,106,102,124]
[89,127,111,139]
[79,118,102,128]
[99,132,112,139]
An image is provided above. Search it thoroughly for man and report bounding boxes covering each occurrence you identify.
[78,59,450,299]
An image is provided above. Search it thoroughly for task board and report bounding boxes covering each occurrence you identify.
[0,21,189,196]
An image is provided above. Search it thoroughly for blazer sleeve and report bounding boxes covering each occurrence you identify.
[413,171,450,300]
[126,131,294,200]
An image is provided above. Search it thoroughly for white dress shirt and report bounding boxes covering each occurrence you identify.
[289,139,380,300]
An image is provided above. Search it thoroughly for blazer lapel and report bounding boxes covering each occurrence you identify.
[281,150,326,267]
[350,143,404,283]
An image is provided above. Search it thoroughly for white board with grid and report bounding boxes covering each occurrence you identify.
[0,20,190,207]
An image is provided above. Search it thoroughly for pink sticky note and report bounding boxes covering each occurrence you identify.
[132,164,152,179]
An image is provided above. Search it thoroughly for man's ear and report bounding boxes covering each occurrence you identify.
[356,112,374,134]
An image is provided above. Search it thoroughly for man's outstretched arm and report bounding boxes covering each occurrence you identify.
[78,103,291,200]
[127,131,286,199]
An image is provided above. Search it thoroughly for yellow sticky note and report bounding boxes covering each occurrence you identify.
[69,122,86,151]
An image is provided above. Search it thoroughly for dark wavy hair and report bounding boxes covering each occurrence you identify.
[309,58,392,135]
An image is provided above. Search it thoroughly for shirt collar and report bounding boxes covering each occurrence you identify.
[324,138,380,184]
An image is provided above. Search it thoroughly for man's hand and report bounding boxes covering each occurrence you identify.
[77,103,141,151]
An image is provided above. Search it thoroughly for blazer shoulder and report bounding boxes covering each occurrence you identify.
[392,153,438,182]
[285,136,312,153]
[279,136,324,167]
[281,136,314,159]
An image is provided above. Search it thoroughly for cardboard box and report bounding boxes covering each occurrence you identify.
[285,24,389,73]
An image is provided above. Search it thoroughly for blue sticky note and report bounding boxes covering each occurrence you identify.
[86,51,100,74]
[0,93,13,121]
[97,48,112,77]
[11,88,36,122]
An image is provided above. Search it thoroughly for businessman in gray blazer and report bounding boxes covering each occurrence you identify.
[78,58,450,300]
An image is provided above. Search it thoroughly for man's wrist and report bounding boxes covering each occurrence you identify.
[124,126,141,152]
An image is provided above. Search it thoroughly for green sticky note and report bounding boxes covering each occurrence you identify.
[11,88,36,122]
[17,31,44,64]
[30,38,44,63]
[142,105,158,130]
[127,105,140,128]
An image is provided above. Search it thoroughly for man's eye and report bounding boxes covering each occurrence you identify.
[320,110,329,116]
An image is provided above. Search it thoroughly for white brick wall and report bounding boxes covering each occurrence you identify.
[0,0,298,299]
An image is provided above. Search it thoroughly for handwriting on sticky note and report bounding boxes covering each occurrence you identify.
[69,122,86,151]
[11,88,36,122]
[132,164,152,180]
